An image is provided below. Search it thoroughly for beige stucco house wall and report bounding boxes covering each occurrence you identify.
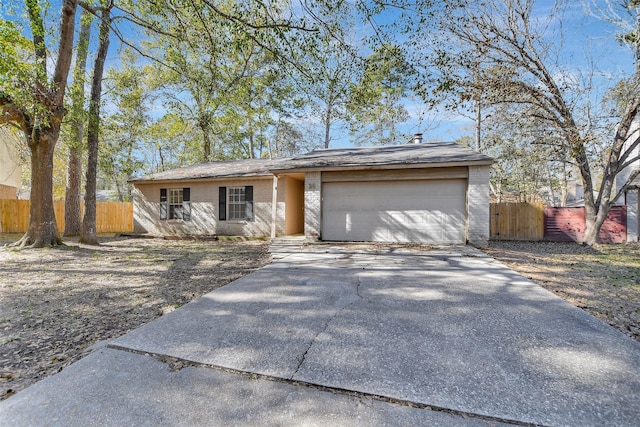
[0,130,22,199]
[133,177,283,237]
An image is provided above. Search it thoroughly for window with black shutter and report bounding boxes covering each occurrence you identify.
[245,185,254,221]
[182,188,191,221]
[219,187,227,221]
[228,187,245,220]
[160,188,167,220]
[161,188,190,220]
[220,186,253,221]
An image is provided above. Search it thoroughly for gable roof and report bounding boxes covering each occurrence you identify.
[271,141,492,172]
[129,158,288,183]
[130,142,492,183]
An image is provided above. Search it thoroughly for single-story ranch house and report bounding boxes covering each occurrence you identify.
[130,141,493,246]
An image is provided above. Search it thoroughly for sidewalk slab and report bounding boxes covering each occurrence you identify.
[0,347,504,427]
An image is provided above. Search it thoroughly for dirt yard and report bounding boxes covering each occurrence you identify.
[483,241,640,343]
[0,235,271,401]
[1,237,638,402]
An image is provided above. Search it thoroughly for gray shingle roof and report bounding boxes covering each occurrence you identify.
[129,158,289,183]
[271,141,493,172]
[130,142,493,183]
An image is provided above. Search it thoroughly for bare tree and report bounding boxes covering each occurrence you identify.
[432,0,640,245]
[293,11,360,149]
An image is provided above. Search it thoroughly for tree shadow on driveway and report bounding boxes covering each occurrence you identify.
[111,247,640,426]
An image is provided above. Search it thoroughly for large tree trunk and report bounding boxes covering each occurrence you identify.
[64,11,92,236]
[584,152,622,245]
[583,202,598,245]
[80,127,99,244]
[16,131,63,248]
[81,3,111,245]
[580,151,614,246]
[29,133,61,247]
[583,206,609,246]
[8,0,78,248]
[64,144,83,236]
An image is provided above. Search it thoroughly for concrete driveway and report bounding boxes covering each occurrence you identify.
[1,245,639,426]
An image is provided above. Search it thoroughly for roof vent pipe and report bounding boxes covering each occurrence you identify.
[413,133,423,144]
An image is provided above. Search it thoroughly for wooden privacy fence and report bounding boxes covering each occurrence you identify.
[0,200,133,233]
[490,202,628,243]
[544,206,627,244]
[490,202,545,241]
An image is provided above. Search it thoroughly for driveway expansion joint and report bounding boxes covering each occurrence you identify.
[291,263,365,378]
[355,273,363,299]
[104,344,541,427]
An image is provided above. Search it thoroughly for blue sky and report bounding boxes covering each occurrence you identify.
[2,0,636,149]
[388,0,637,145]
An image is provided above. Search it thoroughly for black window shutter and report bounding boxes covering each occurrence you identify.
[219,187,227,221]
[245,185,254,221]
[182,188,191,221]
[160,188,167,220]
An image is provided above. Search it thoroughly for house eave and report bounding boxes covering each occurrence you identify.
[270,159,494,175]
[129,174,274,185]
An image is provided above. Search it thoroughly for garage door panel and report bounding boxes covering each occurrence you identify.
[322,180,466,243]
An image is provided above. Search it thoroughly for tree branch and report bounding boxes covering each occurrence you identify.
[614,96,640,167]
[618,154,640,173]
[52,0,79,107]
[109,23,181,75]
[25,0,47,72]
[0,92,28,131]
[199,0,318,32]
[612,168,640,203]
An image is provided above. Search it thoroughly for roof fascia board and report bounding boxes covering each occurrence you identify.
[270,160,493,174]
[129,175,274,185]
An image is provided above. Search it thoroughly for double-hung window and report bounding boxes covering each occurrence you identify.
[228,187,246,220]
[160,188,191,221]
[219,185,253,221]
[169,189,184,219]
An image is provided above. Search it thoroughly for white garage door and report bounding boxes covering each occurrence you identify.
[322,179,467,243]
